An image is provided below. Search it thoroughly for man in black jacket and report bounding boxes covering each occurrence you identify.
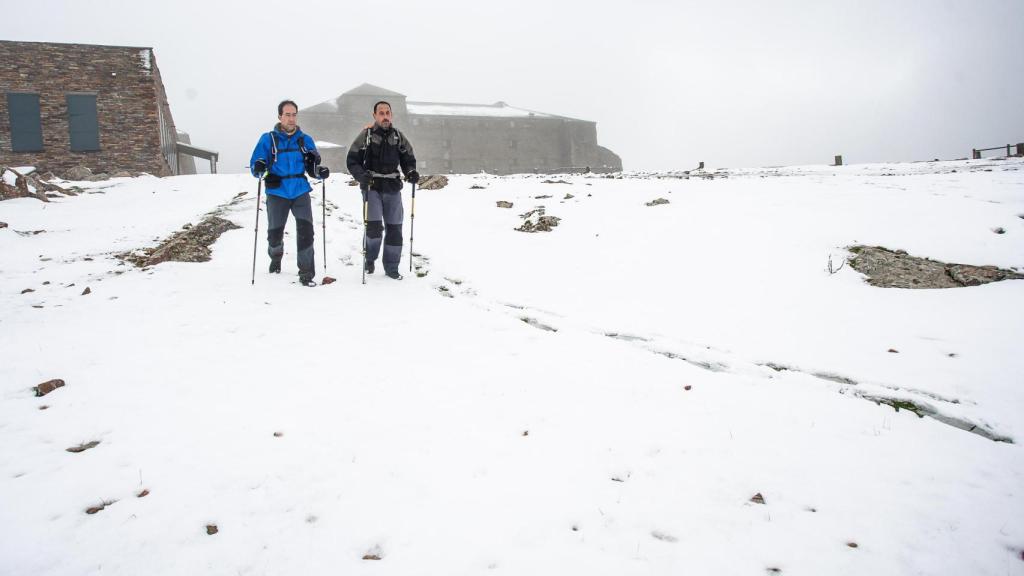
[346,101,419,280]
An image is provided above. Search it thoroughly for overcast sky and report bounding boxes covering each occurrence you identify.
[3,0,1022,172]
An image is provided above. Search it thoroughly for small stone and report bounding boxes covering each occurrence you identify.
[33,379,65,397]
[363,554,382,561]
[321,276,336,285]
[847,542,859,548]
[470,185,486,190]
[564,193,574,200]
[992,227,1006,234]
[273,431,283,437]
[646,198,670,206]
[42,281,50,285]
[206,524,218,535]
[21,288,34,294]
[137,489,150,498]
[0,222,7,229]
[750,493,766,504]
[496,200,513,209]
[522,430,529,437]
[66,441,100,453]
[81,287,91,296]
[887,349,899,353]
[684,385,692,391]
[38,405,49,411]
[85,505,105,515]
[571,525,579,532]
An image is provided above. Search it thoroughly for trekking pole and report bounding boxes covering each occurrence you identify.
[321,179,327,271]
[408,181,416,273]
[251,177,262,285]
[361,190,368,285]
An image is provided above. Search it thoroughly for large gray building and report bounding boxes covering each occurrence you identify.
[301,84,621,175]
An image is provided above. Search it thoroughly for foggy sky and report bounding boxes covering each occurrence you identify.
[2,0,1022,173]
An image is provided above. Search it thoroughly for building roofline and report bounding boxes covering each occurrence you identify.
[0,39,154,51]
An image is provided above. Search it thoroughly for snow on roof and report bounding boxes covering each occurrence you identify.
[406,101,555,119]
[138,48,152,71]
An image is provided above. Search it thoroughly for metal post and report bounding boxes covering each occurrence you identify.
[972,149,981,160]
[834,155,843,166]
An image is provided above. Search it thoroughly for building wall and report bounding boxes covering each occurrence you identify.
[0,41,175,176]
[301,88,621,175]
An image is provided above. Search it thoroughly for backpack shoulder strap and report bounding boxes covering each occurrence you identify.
[268,132,278,168]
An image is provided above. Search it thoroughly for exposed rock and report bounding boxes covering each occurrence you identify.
[66,441,100,453]
[888,349,899,353]
[847,542,859,548]
[0,222,7,229]
[516,215,561,233]
[651,531,678,543]
[81,287,91,296]
[496,200,513,209]
[470,184,486,190]
[750,493,766,504]
[992,227,1006,235]
[1,167,49,202]
[21,288,34,294]
[137,489,150,498]
[534,194,552,199]
[417,174,448,190]
[87,173,111,182]
[119,215,241,267]
[321,276,336,285]
[541,179,570,184]
[564,193,574,200]
[646,198,670,206]
[111,171,134,178]
[33,379,65,397]
[206,524,218,535]
[848,246,1023,289]
[64,166,94,181]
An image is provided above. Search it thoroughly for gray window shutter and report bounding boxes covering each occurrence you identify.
[67,94,99,152]
[7,93,43,152]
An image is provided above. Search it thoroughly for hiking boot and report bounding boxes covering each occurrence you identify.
[299,275,317,287]
[385,270,403,280]
[364,260,375,274]
[269,259,282,273]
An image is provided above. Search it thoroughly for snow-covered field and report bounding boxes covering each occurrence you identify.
[2,158,1023,575]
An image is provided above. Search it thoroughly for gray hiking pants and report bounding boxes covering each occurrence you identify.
[266,192,315,279]
[363,188,404,273]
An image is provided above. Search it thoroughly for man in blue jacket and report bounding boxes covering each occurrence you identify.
[250,100,327,287]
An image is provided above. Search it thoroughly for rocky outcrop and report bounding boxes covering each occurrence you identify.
[848,246,1023,288]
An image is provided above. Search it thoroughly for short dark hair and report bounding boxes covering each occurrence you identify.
[373,101,391,114]
[278,100,298,116]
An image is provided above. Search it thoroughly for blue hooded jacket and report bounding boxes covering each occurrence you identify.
[250,125,318,199]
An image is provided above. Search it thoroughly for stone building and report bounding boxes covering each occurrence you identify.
[0,40,195,176]
[302,83,621,175]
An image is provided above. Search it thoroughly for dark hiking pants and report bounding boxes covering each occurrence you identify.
[363,188,404,273]
[266,192,315,279]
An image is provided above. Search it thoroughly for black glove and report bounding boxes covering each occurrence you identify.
[317,166,330,179]
[357,172,371,187]
[303,151,322,178]
[264,172,282,189]
[253,160,267,177]
[405,170,420,184]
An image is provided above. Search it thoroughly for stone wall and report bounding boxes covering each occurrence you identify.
[0,41,176,176]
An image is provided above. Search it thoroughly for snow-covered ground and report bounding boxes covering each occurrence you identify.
[2,159,1023,575]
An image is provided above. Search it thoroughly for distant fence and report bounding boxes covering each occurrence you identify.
[972,142,1024,159]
